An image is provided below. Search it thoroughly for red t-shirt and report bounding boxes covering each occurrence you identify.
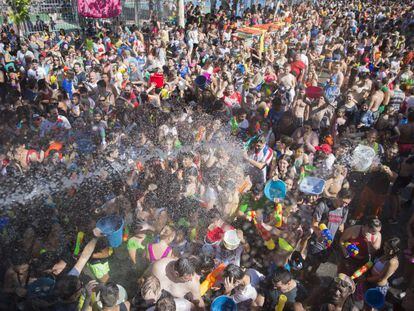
[290,60,306,78]
[223,92,242,107]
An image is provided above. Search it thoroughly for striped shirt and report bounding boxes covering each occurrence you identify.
[252,145,274,182]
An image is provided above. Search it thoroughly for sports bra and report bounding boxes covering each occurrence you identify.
[148,243,171,262]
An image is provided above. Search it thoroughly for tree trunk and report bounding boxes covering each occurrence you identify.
[134,0,139,25]
[211,0,217,14]
[177,0,185,28]
[232,0,239,14]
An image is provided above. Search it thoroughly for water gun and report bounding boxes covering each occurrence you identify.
[351,261,373,280]
[190,227,197,242]
[256,221,276,250]
[264,106,270,118]
[178,217,190,228]
[274,203,283,228]
[200,263,226,296]
[174,139,182,149]
[246,211,256,222]
[299,166,306,181]
[238,179,250,194]
[123,226,129,242]
[230,117,239,134]
[196,126,206,142]
[243,135,259,150]
[74,231,85,256]
[275,294,287,311]
[319,224,333,248]
[299,165,316,180]
[343,242,359,258]
[136,161,144,171]
[246,211,275,250]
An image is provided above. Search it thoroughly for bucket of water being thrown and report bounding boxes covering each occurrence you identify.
[96,215,124,248]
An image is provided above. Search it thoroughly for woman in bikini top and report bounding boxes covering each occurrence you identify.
[146,225,175,263]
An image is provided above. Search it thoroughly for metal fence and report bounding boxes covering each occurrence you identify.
[0,0,289,35]
[0,0,157,34]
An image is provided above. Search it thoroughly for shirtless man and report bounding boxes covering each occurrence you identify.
[368,82,385,120]
[149,257,204,308]
[323,165,348,198]
[293,86,310,127]
[351,72,372,104]
[394,111,414,156]
[279,64,296,105]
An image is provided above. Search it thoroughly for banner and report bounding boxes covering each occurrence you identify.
[78,0,122,18]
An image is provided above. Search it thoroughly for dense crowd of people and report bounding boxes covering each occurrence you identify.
[1,0,414,310]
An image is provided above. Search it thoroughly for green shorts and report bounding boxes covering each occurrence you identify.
[88,261,110,279]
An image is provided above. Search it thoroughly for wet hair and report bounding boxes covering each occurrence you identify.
[10,249,30,266]
[384,237,401,257]
[55,275,81,301]
[100,282,119,307]
[364,216,382,229]
[271,268,292,285]
[174,257,195,277]
[160,225,175,241]
[338,188,353,200]
[97,80,107,88]
[46,104,58,114]
[141,276,161,300]
[191,255,215,274]
[155,293,176,311]
[222,264,245,281]
[72,93,80,101]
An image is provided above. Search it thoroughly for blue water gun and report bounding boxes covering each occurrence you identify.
[319,224,333,248]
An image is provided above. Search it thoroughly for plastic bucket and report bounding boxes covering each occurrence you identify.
[195,75,208,90]
[149,73,164,88]
[299,176,326,195]
[364,288,385,309]
[96,215,124,248]
[211,295,237,311]
[264,179,287,201]
[351,145,376,172]
[305,86,324,99]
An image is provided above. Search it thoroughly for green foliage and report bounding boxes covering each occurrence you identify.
[7,0,31,26]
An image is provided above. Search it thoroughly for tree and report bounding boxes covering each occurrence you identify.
[7,0,31,36]
[177,0,184,28]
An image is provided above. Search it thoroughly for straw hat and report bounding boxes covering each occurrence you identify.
[223,230,241,251]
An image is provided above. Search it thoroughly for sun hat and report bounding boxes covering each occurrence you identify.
[223,230,241,251]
